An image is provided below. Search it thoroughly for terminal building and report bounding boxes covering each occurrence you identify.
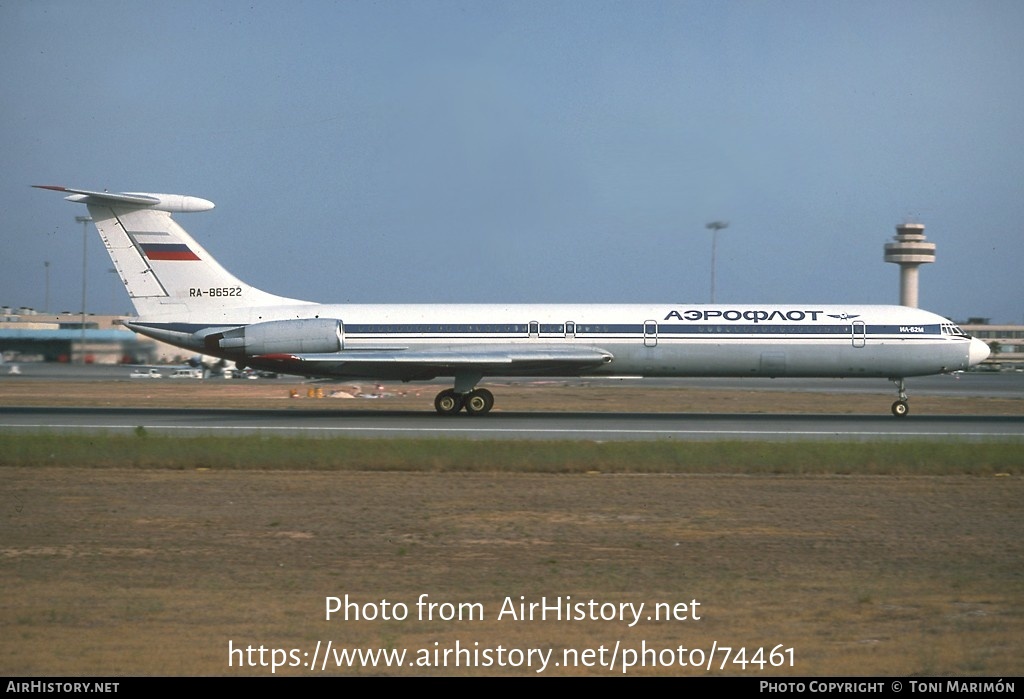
[0,308,160,364]
[960,319,1024,370]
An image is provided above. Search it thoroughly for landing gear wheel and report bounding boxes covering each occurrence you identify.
[463,388,494,415]
[434,389,463,415]
[890,378,910,417]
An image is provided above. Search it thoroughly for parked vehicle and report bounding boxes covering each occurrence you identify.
[129,368,163,379]
[169,368,203,379]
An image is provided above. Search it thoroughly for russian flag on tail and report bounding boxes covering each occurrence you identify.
[141,243,200,261]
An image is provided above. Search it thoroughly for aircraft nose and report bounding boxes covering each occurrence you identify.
[968,337,990,367]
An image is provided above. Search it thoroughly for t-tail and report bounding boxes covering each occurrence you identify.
[32,186,312,320]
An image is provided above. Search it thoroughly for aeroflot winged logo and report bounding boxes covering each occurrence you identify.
[140,243,201,261]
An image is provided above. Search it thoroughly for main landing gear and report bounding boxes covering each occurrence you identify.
[434,374,495,416]
[434,388,495,415]
[891,377,909,417]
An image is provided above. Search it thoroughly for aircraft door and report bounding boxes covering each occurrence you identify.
[644,320,658,347]
[852,320,866,348]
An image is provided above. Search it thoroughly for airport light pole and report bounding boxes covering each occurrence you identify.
[43,260,50,313]
[706,221,729,303]
[75,215,93,363]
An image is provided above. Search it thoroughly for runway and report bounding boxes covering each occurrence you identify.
[1,366,1021,441]
[2,405,1021,441]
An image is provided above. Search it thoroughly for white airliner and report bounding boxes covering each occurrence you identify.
[35,185,990,416]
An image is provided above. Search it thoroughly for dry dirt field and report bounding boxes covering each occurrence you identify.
[4,469,1021,677]
[2,380,1022,677]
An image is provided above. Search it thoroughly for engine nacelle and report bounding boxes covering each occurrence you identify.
[216,318,342,355]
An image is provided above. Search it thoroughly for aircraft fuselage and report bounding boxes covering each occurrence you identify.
[125,302,981,382]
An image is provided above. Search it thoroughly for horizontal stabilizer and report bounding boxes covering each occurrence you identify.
[32,185,214,213]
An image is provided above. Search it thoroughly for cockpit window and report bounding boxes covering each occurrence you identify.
[941,323,968,337]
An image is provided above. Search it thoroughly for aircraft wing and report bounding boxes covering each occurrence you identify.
[250,345,614,380]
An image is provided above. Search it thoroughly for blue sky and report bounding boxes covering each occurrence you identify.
[2,0,1022,323]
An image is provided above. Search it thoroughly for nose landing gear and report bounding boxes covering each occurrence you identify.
[891,377,909,417]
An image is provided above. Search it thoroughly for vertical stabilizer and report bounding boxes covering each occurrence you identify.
[34,186,311,318]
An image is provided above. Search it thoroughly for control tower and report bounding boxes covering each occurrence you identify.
[883,222,936,308]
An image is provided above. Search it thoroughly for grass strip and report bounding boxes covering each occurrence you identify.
[1,432,1021,475]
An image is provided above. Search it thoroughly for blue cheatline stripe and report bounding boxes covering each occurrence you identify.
[131,321,947,338]
[345,324,530,334]
[344,323,942,336]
